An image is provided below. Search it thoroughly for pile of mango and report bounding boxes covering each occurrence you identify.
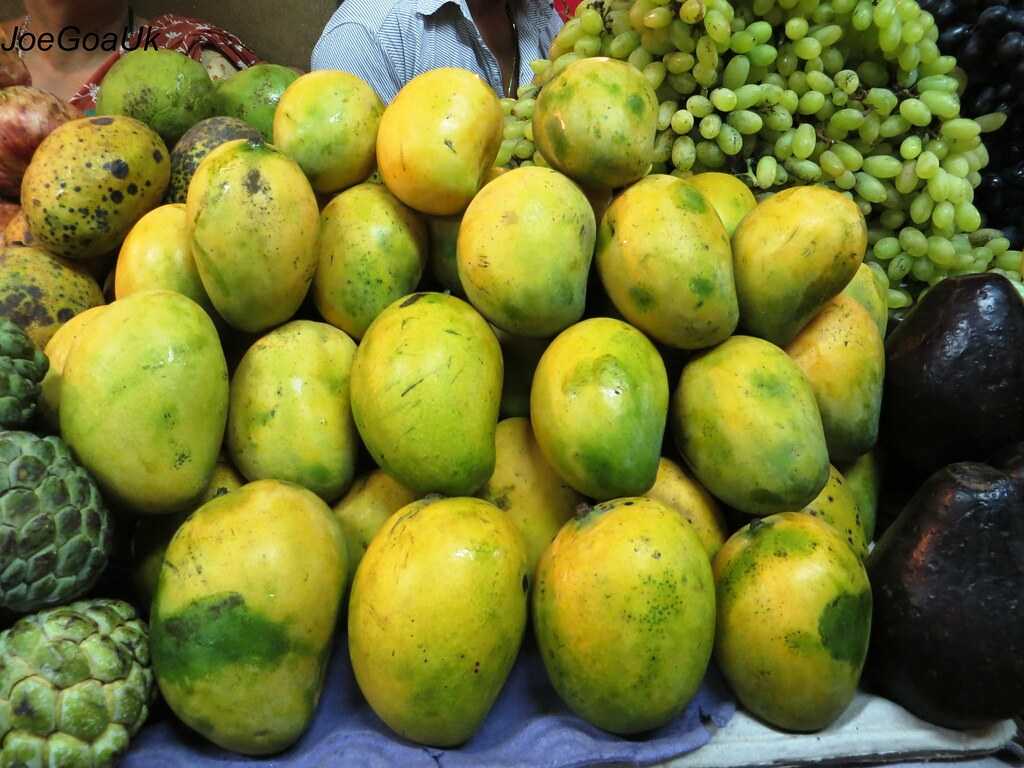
[1,48,887,756]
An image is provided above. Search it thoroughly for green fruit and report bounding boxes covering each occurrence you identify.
[96,49,215,144]
[350,293,503,495]
[530,318,668,500]
[0,431,112,613]
[21,116,170,260]
[0,320,47,428]
[533,497,716,734]
[841,263,889,339]
[839,451,880,545]
[215,64,300,141]
[673,335,830,517]
[166,117,262,204]
[0,599,156,766]
[60,290,228,514]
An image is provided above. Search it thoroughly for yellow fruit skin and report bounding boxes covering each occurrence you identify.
[533,58,658,189]
[533,497,716,735]
[60,290,228,514]
[732,186,867,346]
[645,457,728,560]
[841,263,889,339]
[478,417,583,577]
[227,320,359,503]
[673,335,829,516]
[0,246,104,348]
[349,496,528,747]
[272,70,384,194]
[332,469,419,584]
[791,464,868,559]
[785,295,885,464]
[531,318,668,501]
[457,166,595,337]
[596,175,738,350]
[838,451,880,545]
[115,203,213,313]
[714,512,871,732]
[376,68,503,216]
[687,172,757,236]
[152,480,347,755]
[314,183,427,339]
[131,460,244,607]
[21,116,170,259]
[39,305,108,431]
[186,138,319,333]
[350,293,503,495]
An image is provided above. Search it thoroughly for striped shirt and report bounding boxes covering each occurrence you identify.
[311,0,563,103]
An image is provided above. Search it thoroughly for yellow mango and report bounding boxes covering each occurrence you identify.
[687,172,757,236]
[792,464,868,559]
[841,262,889,339]
[645,457,728,560]
[39,304,107,431]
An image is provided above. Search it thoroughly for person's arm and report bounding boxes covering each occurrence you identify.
[311,22,403,104]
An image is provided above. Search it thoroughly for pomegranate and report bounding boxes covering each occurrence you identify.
[0,86,80,197]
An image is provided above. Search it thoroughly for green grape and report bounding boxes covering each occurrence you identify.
[777,48,799,77]
[775,129,796,159]
[693,62,719,87]
[806,71,834,93]
[910,257,935,282]
[735,83,764,108]
[858,61,888,87]
[764,105,794,131]
[793,123,816,159]
[557,18,584,49]
[879,115,910,138]
[749,44,778,67]
[976,112,1008,133]
[831,108,865,132]
[718,124,744,155]
[895,161,918,194]
[781,89,800,113]
[900,136,922,160]
[504,119,525,140]
[926,236,957,268]
[696,140,726,168]
[831,91,849,107]
[687,95,714,117]
[836,169,857,189]
[819,150,845,177]
[581,7,605,34]
[671,109,696,134]
[496,140,516,167]
[524,122,534,142]
[989,237,1012,256]
[669,19,698,51]
[996,250,1023,272]
[794,37,822,59]
[880,209,906,230]
[609,30,641,59]
[514,138,535,160]
[887,288,912,309]
[761,83,784,103]
[859,113,881,144]
[941,119,981,141]
[697,34,719,64]
[925,138,949,160]
[797,90,826,114]
[530,59,552,78]
[628,46,654,69]
[700,114,724,139]
[898,227,928,257]
[501,98,515,117]
[575,35,602,57]
[955,201,981,232]
[711,88,739,111]
[910,192,934,224]
[658,100,679,131]
[672,136,697,170]
[665,51,696,72]
[833,142,863,170]
[919,91,959,120]
[821,48,845,74]
[748,20,773,43]
[852,1,874,31]
[925,169,950,201]
[679,0,704,23]
[865,88,898,115]
[756,155,778,188]
[786,158,823,180]
[855,172,887,203]
[873,236,901,260]
[723,56,751,88]
[932,200,955,231]
[812,25,843,47]
[888,253,914,282]
[899,98,932,127]
[653,130,674,163]
[973,245,994,269]
[706,9,732,42]
[834,0,857,12]
[916,75,958,94]
[728,109,764,134]
[863,155,902,179]
[941,154,969,178]
[785,17,809,39]
[513,98,536,121]
[731,30,757,53]
[645,61,668,89]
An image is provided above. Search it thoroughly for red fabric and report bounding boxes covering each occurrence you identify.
[554,0,583,21]
[68,14,260,112]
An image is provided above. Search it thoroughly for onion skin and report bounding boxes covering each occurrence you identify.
[0,87,81,198]
[0,30,30,87]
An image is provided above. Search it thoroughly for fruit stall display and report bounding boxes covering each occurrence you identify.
[0,0,1022,764]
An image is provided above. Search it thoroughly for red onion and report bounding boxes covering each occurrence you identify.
[0,87,81,198]
[0,30,30,88]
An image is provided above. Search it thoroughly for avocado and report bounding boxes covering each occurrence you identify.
[881,273,1024,486]
[867,461,1024,729]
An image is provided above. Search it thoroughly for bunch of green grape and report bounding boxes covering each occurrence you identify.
[496,84,547,168]
[507,0,1024,309]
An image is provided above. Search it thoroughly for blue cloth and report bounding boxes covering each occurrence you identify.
[124,637,736,768]
[310,0,563,102]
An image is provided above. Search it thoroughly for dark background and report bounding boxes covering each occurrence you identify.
[0,1,338,69]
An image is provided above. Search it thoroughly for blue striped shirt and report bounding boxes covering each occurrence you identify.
[311,0,563,103]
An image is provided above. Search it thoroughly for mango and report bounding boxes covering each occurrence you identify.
[215,63,299,141]
[427,215,464,296]
[785,295,885,463]
[21,116,169,260]
[533,58,657,190]
[376,68,503,215]
[313,183,427,339]
[596,175,738,350]
[457,166,595,337]
[349,496,527,746]
[645,457,728,560]
[732,186,867,346]
[841,263,889,339]
[0,246,104,349]
[60,290,228,514]
[227,320,359,502]
[186,138,319,333]
[273,71,384,194]
[494,328,547,419]
[350,293,502,495]
[167,116,263,204]
[838,451,880,545]
[38,305,108,432]
[115,203,214,314]
[152,480,347,754]
[793,465,868,559]
[531,318,668,500]
[714,512,871,731]
[332,469,418,584]
[478,417,583,577]
[533,497,716,734]
[687,172,757,236]
[673,335,829,516]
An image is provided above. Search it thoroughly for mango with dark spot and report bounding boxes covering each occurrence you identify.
[167,116,262,204]
[672,336,829,516]
[533,496,716,734]
[60,290,228,513]
[151,479,347,755]
[458,166,595,337]
[732,186,866,346]
[531,318,668,500]
[38,304,108,431]
[787,464,868,559]
[477,417,582,577]
[376,68,503,216]
[596,175,738,350]
[841,263,889,339]
[687,172,757,237]
[186,138,319,333]
[21,115,169,259]
[837,451,880,545]
[533,58,657,190]
[644,457,728,560]
[349,496,527,746]
[313,183,427,339]
[350,292,503,495]
[0,245,103,349]
[228,320,359,503]
[713,512,871,732]
[785,295,884,464]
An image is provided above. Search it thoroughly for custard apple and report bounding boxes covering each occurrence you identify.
[0,599,155,766]
[0,321,47,429]
[0,431,113,613]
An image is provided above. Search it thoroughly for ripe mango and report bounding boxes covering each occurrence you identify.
[838,451,881,545]
[38,305,107,432]
[841,263,889,339]
[687,172,757,236]
[645,457,728,560]
[792,465,868,559]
